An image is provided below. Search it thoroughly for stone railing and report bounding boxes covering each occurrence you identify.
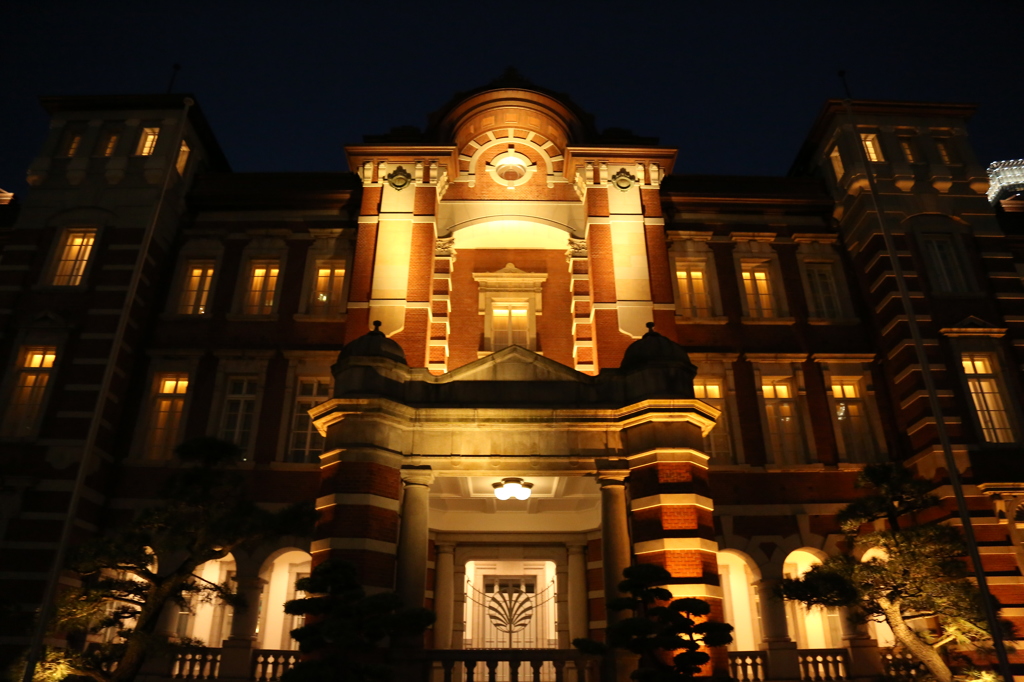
[987,159,1024,203]
[881,650,927,682]
[727,650,765,682]
[420,649,598,682]
[797,648,848,682]
[250,650,300,682]
[169,649,221,680]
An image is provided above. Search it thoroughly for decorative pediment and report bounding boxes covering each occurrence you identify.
[440,345,589,383]
[939,316,1007,338]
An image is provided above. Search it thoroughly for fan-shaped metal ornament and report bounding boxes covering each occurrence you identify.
[487,590,534,646]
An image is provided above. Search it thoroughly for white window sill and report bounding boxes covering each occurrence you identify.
[225,313,280,322]
[741,316,795,325]
[293,313,349,322]
[675,316,729,325]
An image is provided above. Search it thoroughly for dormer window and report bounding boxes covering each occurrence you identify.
[829,146,844,179]
[176,141,191,175]
[136,127,160,156]
[860,133,884,163]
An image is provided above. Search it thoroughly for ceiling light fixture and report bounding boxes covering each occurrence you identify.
[492,477,533,501]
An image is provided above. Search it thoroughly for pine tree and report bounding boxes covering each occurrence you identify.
[19,437,318,682]
[573,564,733,682]
[779,463,1007,682]
[281,560,435,682]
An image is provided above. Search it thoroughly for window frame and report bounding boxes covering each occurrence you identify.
[472,265,548,355]
[828,145,845,180]
[307,260,348,318]
[135,126,161,156]
[176,140,191,176]
[242,259,282,316]
[143,372,191,461]
[47,227,99,288]
[919,233,971,295]
[675,259,713,319]
[753,362,813,466]
[0,346,60,441]
[826,374,882,463]
[285,377,332,463]
[960,352,1017,444]
[860,133,885,163]
[740,258,779,319]
[693,375,736,464]
[219,376,259,452]
[177,259,217,316]
[209,355,272,461]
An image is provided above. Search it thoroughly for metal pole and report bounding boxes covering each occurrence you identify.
[20,97,194,682]
[839,98,1014,682]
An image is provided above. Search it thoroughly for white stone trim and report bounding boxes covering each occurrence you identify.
[310,538,397,554]
[663,584,724,599]
[633,538,719,554]
[314,493,400,512]
[631,494,714,512]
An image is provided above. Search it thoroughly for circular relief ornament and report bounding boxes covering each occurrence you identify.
[611,167,638,191]
[385,166,413,191]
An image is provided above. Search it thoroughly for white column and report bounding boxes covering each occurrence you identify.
[599,472,637,682]
[396,467,434,609]
[567,544,589,643]
[756,578,799,681]
[219,575,267,681]
[434,543,455,649]
[556,560,570,648]
[452,562,467,650]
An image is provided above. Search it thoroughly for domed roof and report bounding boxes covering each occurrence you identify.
[620,322,692,370]
[338,321,407,365]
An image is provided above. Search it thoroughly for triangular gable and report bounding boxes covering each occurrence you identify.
[436,346,591,383]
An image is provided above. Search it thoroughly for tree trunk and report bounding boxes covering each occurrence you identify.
[878,598,951,682]
[110,579,183,682]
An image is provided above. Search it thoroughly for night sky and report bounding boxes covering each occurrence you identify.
[3,1,1023,197]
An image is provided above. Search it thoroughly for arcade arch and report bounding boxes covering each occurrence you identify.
[717,550,762,650]
[782,548,842,649]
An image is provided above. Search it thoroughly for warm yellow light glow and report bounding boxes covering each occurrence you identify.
[176,140,191,175]
[52,229,97,286]
[25,350,56,369]
[861,133,884,163]
[492,477,533,501]
[137,127,160,156]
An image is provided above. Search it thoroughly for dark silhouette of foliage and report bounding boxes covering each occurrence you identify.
[18,438,317,682]
[573,564,733,682]
[779,464,1009,682]
[281,561,435,682]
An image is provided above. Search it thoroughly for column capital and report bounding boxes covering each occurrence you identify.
[597,470,630,486]
[567,543,587,555]
[436,542,455,554]
[401,465,435,487]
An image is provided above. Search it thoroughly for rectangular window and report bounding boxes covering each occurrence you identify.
[178,261,215,315]
[309,264,346,316]
[829,146,844,179]
[287,378,330,463]
[676,265,711,317]
[831,380,876,461]
[136,127,160,156]
[244,261,280,315]
[921,236,967,293]
[51,228,97,286]
[962,354,1014,443]
[805,264,841,319]
[61,133,82,158]
[694,380,732,462]
[899,137,918,163]
[221,377,257,449]
[860,133,884,163]
[97,131,119,157]
[145,373,188,459]
[1,347,57,439]
[762,380,805,464]
[492,302,529,349]
[176,141,191,175]
[741,263,775,318]
[935,139,956,165]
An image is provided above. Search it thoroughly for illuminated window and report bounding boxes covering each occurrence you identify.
[694,380,732,462]
[492,302,529,350]
[831,380,876,461]
[309,263,346,316]
[676,265,711,317]
[97,131,119,157]
[962,354,1014,443]
[805,264,841,319]
[244,261,280,315]
[176,141,191,175]
[741,262,775,318]
[935,139,956,165]
[762,380,805,464]
[145,373,188,459]
[221,377,257,449]
[178,261,215,315]
[1,347,57,439]
[899,137,918,163]
[61,132,82,158]
[860,133,884,163]
[921,236,967,293]
[51,228,97,286]
[287,378,330,463]
[829,146,844,179]
[136,127,160,156]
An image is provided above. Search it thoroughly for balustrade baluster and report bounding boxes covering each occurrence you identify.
[486,660,499,682]
[508,657,520,682]
[552,658,565,682]
[442,659,455,682]
[465,659,478,682]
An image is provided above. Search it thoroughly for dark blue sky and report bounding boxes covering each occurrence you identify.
[2,0,1023,197]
